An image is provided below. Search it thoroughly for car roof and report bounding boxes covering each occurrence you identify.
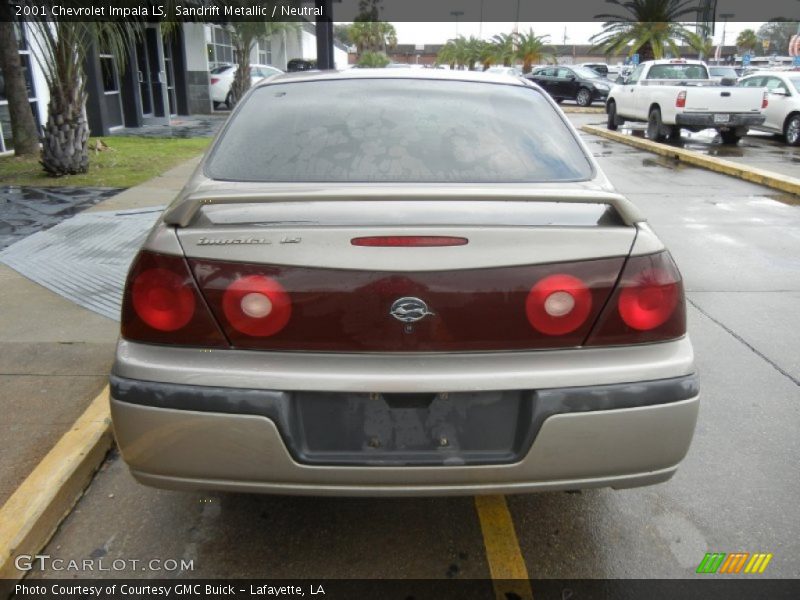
[741,70,794,78]
[645,59,705,65]
[254,68,529,88]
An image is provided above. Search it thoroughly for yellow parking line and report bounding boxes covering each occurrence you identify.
[0,386,112,582]
[581,124,800,197]
[474,495,534,600]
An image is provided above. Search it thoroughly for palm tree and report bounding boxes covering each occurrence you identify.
[489,33,517,67]
[452,36,472,70]
[0,14,40,156]
[349,21,397,56]
[684,31,714,60]
[590,0,698,62]
[24,17,138,175]
[228,20,297,107]
[463,37,486,71]
[436,40,458,70]
[357,50,390,68]
[440,36,483,70]
[477,40,495,71]
[736,29,759,54]
[514,29,554,74]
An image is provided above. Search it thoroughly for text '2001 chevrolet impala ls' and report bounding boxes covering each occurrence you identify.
[110,69,699,496]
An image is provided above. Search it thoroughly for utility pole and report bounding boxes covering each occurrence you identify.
[450,11,464,38]
[719,13,734,65]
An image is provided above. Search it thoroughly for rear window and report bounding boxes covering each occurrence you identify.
[573,66,603,79]
[709,67,737,78]
[205,78,593,183]
[646,64,708,80]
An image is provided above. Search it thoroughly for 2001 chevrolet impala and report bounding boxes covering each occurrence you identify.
[110,69,699,496]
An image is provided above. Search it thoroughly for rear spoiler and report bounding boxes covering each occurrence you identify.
[162,189,646,228]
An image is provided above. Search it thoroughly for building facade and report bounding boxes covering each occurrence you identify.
[1,21,347,152]
[0,22,49,153]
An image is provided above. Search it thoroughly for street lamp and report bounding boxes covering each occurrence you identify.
[719,13,734,65]
[450,11,464,37]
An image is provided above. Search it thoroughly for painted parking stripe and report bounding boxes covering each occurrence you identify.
[0,386,112,581]
[474,495,534,600]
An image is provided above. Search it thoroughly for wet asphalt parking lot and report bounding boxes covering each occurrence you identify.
[24,114,800,583]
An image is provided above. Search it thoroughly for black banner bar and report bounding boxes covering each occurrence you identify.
[5,579,800,600]
[4,0,799,22]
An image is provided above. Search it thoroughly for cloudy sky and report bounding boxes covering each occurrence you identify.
[390,21,763,46]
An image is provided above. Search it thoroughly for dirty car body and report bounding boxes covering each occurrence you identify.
[111,69,699,496]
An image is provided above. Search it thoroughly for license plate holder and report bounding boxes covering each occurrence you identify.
[714,113,730,124]
[291,390,532,465]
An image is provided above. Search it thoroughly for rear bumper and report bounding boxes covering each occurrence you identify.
[110,372,699,496]
[675,112,764,129]
[210,83,229,103]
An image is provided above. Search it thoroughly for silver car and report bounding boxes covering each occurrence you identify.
[111,69,699,496]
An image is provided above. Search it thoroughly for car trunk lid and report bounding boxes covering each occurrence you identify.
[170,199,635,352]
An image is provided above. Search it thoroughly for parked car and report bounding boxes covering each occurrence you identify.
[606,65,623,80]
[286,58,316,72]
[111,69,698,496]
[526,65,612,106]
[486,66,523,77]
[738,71,800,145]
[606,59,766,144]
[708,66,739,82]
[210,64,283,109]
[580,62,610,77]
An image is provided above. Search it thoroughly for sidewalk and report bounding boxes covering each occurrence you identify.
[0,157,201,506]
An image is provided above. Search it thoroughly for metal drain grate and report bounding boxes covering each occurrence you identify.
[0,207,163,321]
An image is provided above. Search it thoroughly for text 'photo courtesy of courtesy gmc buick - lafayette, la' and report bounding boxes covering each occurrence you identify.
[110,69,699,497]
[606,59,766,144]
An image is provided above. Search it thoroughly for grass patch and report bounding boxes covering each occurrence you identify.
[0,136,211,188]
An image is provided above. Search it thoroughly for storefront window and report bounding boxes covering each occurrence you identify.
[207,26,236,68]
[258,40,271,65]
[100,55,120,92]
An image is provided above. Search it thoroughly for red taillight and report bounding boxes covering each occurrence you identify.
[222,275,292,337]
[525,274,592,336]
[762,92,768,109]
[132,268,195,331]
[121,251,228,347]
[210,77,220,85]
[676,91,687,108]
[618,270,679,330]
[586,251,685,346]
[351,236,468,247]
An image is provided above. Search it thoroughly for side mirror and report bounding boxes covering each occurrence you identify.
[567,74,576,81]
[720,77,736,87]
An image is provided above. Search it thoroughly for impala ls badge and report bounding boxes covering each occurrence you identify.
[390,297,434,323]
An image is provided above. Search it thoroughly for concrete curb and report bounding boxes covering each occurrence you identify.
[0,387,112,583]
[582,124,800,196]
[562,106,605,114]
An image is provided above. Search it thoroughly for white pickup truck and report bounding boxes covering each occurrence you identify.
[606,59,766,144]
